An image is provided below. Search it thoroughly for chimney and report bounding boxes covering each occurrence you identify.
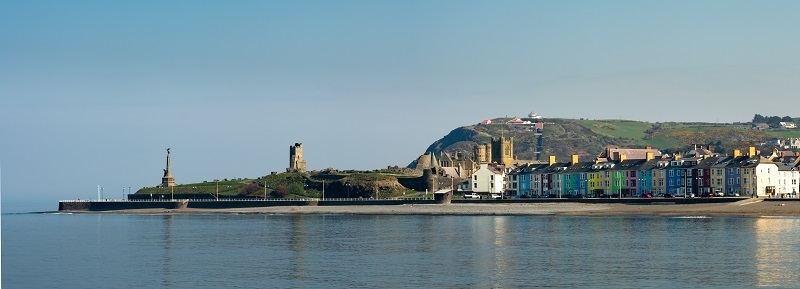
[571,154,579,165]
[645,146,652,150]
[748,146,756,157]
[549,155,556,165]
[646,152,654,161]
[733,149,741,157]
[619,154,627,162]
[674,153,681,160]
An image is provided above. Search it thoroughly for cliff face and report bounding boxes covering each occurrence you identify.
[417,118,789,164]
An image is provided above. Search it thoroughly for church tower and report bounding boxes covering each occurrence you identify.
[491,137,514,165]
[161,148,176,187]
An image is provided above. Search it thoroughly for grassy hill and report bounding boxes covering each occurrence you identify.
[425,118,800,162]
[134,171,428,199]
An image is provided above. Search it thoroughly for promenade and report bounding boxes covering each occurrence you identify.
[69,199,800,217]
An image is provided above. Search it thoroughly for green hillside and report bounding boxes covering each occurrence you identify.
[135,171,427,199]
[425,118,800,162]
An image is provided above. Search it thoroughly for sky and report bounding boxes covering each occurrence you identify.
[1,0,799,210]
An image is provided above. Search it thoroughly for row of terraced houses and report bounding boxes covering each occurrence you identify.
[466,146,800,198]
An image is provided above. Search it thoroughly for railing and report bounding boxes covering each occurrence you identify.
[60,197,434,202]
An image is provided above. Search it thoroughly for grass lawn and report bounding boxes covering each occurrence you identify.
[571,119,651,139]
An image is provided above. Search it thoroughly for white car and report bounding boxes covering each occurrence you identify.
[490,193,502,199]
[464,193,480,199]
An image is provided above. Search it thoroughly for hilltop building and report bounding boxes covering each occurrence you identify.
[161,148,176,187]
[287,143,307,173]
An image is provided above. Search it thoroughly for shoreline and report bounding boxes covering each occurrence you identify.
[59,199,800,217]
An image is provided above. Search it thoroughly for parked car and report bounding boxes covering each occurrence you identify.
[464,193,480,199]
[490,193,502,199]
[664,193,675,198]
[701,192,714,198]
[519,194,530,198]
[641,193,653,198]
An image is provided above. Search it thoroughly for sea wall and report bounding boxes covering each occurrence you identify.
[59,200,187,211]
[59,197,747,212]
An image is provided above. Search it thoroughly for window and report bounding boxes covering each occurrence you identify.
[728,178,732,185]
[474,175,477,181]
[669,180,674,186]
[669,171,674,177]
[688,179,693,186]
[659,179,664,186]
[699,179,704,186]
[698,170,704,176]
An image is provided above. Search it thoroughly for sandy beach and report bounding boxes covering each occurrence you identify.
[94,199,800,217]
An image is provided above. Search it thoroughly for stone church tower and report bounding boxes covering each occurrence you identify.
[491,137,514,165]
[288,143,307,172]
[161,148,176,187]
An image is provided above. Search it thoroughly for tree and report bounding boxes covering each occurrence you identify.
[752,114,766,123]
[271,186,288,198]
[238,182,260,196]
[782,116,794,122]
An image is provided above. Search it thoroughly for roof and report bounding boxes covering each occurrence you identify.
[598,147,662,161]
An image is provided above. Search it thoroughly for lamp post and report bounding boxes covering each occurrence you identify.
[264,181,267,199]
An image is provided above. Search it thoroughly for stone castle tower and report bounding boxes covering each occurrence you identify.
[288,143,307,172]
[161,148,176,187]
[491,137,514,165]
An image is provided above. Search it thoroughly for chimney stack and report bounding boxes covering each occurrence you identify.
[571,154,579,165]
[646,152,654,161]
[549,155,556,166]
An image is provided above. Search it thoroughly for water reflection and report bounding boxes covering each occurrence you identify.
[754,217,800,287]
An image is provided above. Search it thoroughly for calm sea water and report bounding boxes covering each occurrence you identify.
[3,212,800,289]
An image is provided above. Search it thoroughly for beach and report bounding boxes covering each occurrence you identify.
[95,199,800,216]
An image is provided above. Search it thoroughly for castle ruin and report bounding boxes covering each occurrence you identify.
[287,143,307,173]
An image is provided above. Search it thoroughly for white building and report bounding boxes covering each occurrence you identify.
[754,160,779,197]
[776,164,799,198]
[469,164,505,194]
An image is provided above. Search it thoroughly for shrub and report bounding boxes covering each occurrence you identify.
[238,183,260,196]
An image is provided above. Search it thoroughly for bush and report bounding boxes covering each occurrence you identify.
[271,186,288,198]
[238,183,260,196]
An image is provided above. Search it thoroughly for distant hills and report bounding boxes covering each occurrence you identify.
[423,118,800,163]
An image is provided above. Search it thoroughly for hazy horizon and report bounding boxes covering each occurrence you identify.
[2,0,799,206]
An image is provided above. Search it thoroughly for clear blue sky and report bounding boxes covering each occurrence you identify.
[1,0,798,209]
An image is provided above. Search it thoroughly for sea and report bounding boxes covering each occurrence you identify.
[3,210,800,289]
